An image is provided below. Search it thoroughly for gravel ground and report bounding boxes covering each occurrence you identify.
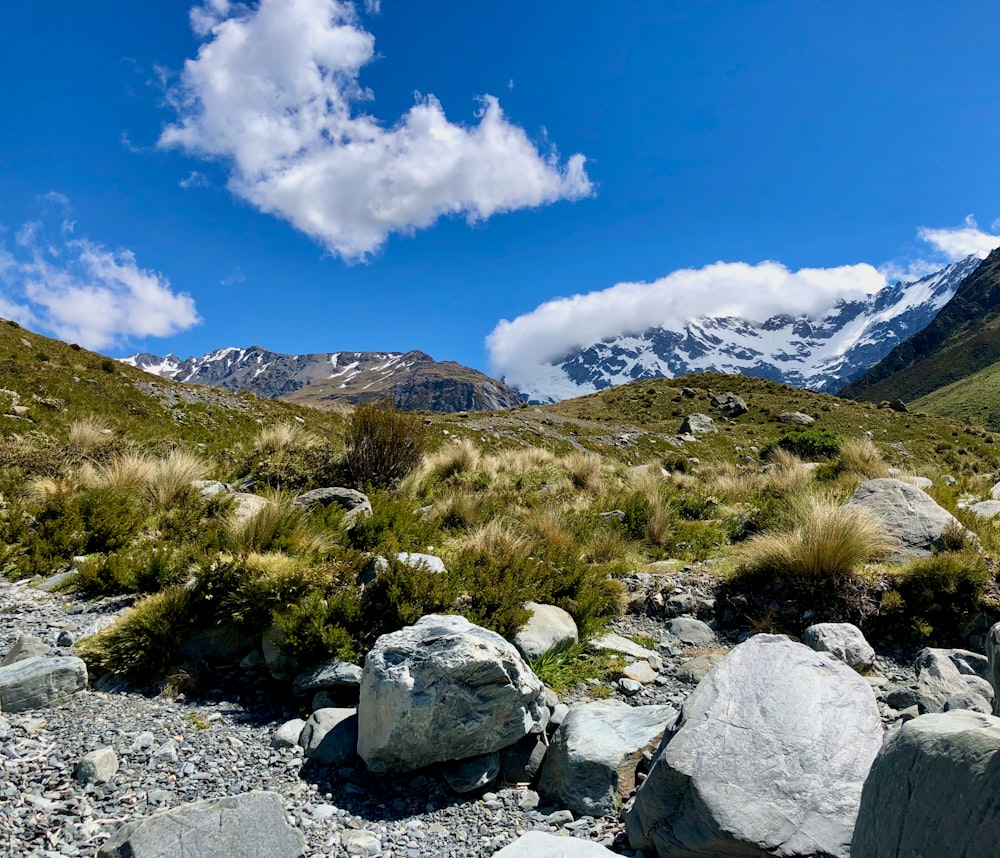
[0,567,912,857]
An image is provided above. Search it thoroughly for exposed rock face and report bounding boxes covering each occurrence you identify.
[709,391,748,417]
[852,711,1000,858]
[538,700,675,817]
[96,791,305,857]
[803,622,875,670]
[846,477,963,557]
[0,656,88,712]
[626,635,882,858]
[513,602,579,661]
[913,648,993,714]
[357,615,544,773]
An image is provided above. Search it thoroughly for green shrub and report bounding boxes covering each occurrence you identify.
[880,549,994,644]
[346,491,440,553]
[343,398,427,489]
[761,429,843,461]
[361,554,460,645]
[271,589,360,665]
[73,542,192,595]
[77,587,193,681]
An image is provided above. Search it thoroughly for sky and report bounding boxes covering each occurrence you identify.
[2,1,1000,395]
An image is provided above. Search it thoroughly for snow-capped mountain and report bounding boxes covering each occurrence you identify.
[120,346,523,413]
[521,255,984,402]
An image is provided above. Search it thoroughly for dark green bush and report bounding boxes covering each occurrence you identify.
[361,555,460,645]
[346,491,440,553]
[272,590,360,664]
[73,542,192,595]
[343,398,427,489]
[761,429,843,460]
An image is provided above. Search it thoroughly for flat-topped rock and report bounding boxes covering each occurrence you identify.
[0,655,87,712]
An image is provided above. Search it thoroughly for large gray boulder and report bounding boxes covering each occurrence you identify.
[538,700,675,817]
[1,634,52,666]
[97,791,305,857]
[626,635,882,858]
[492,831,619,857]
[680,414,716,435]
[846,477,963,557]
[803,622,875,670]
[778,411,815,426]
[292,659,363,701]
[513,602,579,661]
[357,614,544,773]
[852,711,1000,858]
[709,391,749,418]
[0,656,87,712]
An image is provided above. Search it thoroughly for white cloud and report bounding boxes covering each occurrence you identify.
[0,213,200,350]
[160,0,591,259]
[487,261,886,392]
[917,215,1000,261]
[179,170,211,189]
[486,217,1000,395]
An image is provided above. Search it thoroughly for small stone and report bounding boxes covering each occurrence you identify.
[618,678,643,696]
[343,829,382,856]
[271,718,306,749]
[56,631,74,648]
[622,662,658,684]
[74,748,119,784]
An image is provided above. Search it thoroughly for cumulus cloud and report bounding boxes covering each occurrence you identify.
[159,0,591,259]
[486,217,1000,395]
[917,215,1000,261]
[0,213,200,350]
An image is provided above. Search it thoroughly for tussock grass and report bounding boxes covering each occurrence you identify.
[85,451,156,494]
[458,519,529,556]
[429,491,484,531]
[25,475,79,504]
[839,437,890,479]
[737,494,895,579]
[530,643,625,695]
[523,506,576,554]
[562,451,605,491]
[68,417,112,457]
[424,438,481,483]
[148,449,207,506]
[225,498,307,555]
[252,422,317,455]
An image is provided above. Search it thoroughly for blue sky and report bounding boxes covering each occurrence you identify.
[1,1,999,393]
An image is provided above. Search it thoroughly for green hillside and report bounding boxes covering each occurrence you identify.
[840,247,1000,403]
[913,358,1000,431]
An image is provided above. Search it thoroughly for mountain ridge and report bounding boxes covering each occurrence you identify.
[839,247,1000,403]
[121,346,523,413]
[513,255,983,403]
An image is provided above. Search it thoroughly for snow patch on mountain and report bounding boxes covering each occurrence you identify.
[515,255,982,403]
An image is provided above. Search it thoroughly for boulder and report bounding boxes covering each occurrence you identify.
[492,831,619,857]
[299,708,358,766]
[970,500,1000,519]
[271,718,306,749]
[942,648,991,681]
[990,481,1000,501]
[679,414,716,435]
[230,492,271,521]
[802,622,875,670]
[357,614,544,773]
[396,551,446,573]
[292,659,363,701]
[192,479,231,499]
[709,391,749,418]
[915,648,992,714]
[441,751,501,793]
[96,791,305,858]
[626,635,881,858]
[590,632,658,660]
[539,700,675,817]
[664,617,715,646]
[291,487,372,527]
[0,656,87,712]
[777,411,815,426]
[513,602,579,661]
[499,733,549,785]
[261,625,296,680]
[1,634,51,667]
[622,661,658,684]
[989,622,1000,714]
[846,477,964,557]
[677,652,724,684]
[852,711,1000,858]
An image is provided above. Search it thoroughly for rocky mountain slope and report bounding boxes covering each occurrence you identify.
[518,255,983,403]
[121,347,523,413]
[840,247,1000,405]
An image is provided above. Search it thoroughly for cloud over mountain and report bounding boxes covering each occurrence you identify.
[486,219,1000,395]
[161,0,592,260]
[0,207,199,350]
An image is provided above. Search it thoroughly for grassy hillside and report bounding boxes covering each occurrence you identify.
[3,319,1000,693]
[840,247,1000,403]
[0,318,346,461]
[913,359,1000,431]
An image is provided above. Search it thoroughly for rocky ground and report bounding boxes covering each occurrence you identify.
[0,566,919,858]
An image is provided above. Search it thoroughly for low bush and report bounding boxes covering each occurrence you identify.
[761,428,843,461]
[343,398,426,489]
